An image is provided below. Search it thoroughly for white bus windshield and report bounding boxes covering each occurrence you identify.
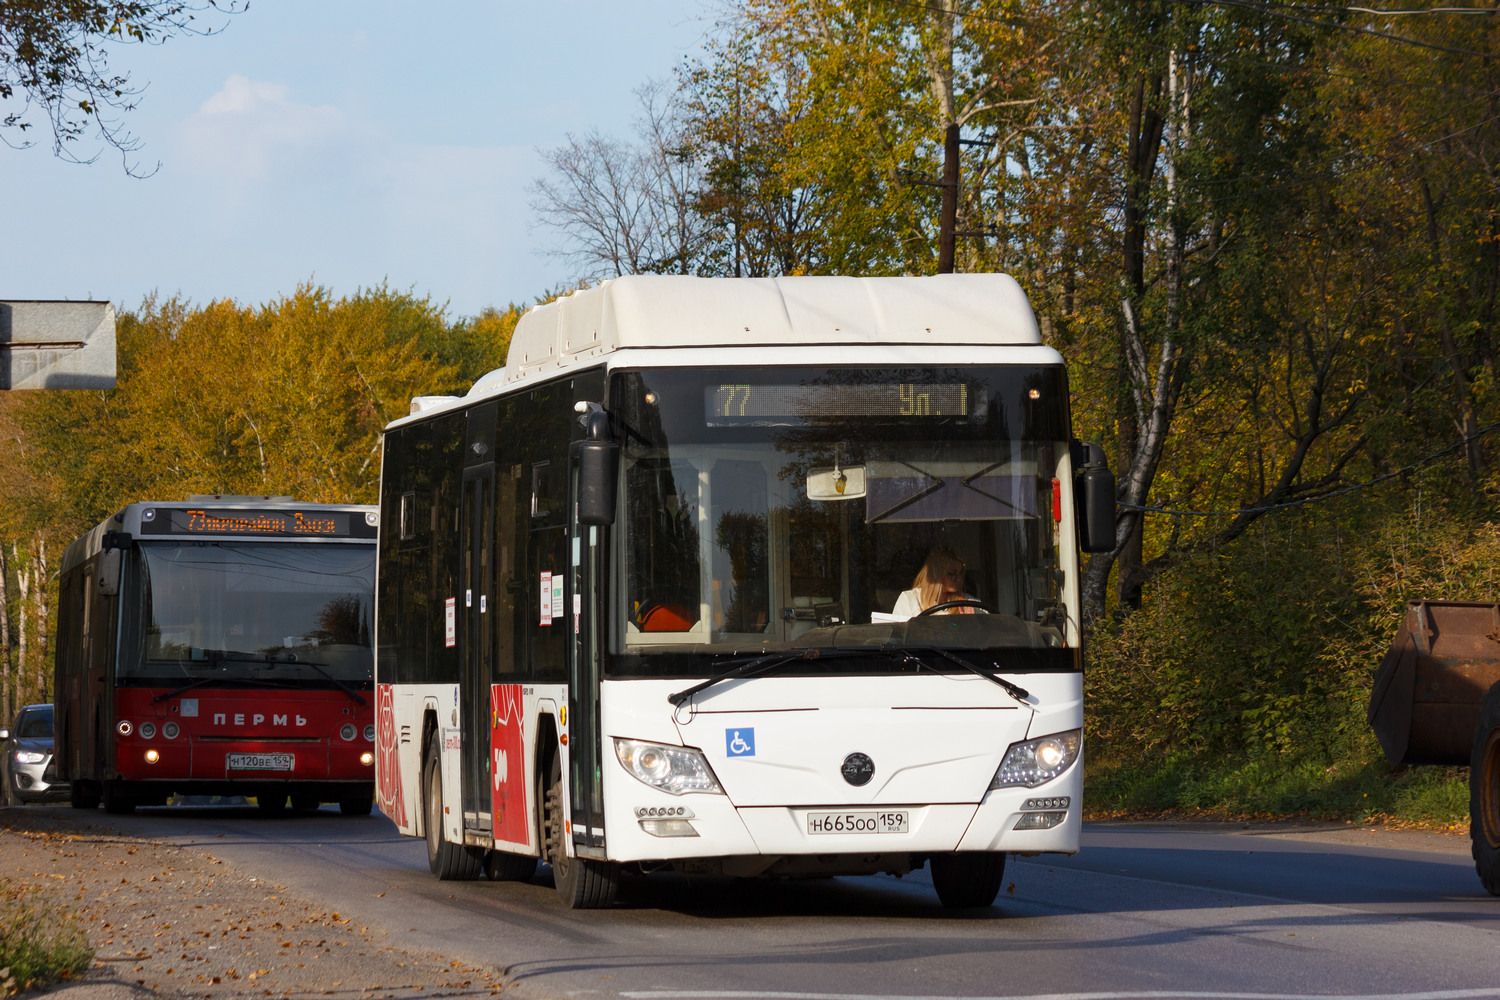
[609,365,1080,678]
[125,542,375,683]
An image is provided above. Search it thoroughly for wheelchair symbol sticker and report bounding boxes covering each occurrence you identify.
[726,728,755,757]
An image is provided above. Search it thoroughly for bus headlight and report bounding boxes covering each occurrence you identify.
[364,724,375,742]
[613,739,723,796]
[163,722,180,739]
[140,722,156,739]
[360,752,373,766]
[340,724,356,741]
[990,730,1081,789]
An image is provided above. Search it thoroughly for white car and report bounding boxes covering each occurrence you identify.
[1,704,68,805]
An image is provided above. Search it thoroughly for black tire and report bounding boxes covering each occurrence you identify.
[70,780,101,810]
[543,755,617,908]
[1470,681,1500,895]
[339,793,374,816]
[101,781,136,815]
[424,741,482,880]
[930,852,1005,908]
[485,850,538,882]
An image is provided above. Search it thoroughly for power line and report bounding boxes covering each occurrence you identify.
[1120,421,1500,517]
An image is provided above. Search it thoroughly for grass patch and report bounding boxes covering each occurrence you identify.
[0,880,93,997]
[1085,753,1469,831]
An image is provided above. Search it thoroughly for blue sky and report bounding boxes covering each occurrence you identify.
[2,2,714,320]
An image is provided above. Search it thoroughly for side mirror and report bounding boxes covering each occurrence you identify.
[1075,442,1117,554]
[578,439,620,526]
[574,401,618,527]
[97,547,122,597]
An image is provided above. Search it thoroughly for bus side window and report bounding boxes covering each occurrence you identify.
[625,457,702,633]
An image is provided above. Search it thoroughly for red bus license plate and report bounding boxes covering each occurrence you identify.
[226,752,294,771]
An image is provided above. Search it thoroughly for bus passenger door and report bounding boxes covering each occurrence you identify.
[460,462,495,833]
[567,459,606,855]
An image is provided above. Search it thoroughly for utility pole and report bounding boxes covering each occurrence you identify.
[938,124,959,274]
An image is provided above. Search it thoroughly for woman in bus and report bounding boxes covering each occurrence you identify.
[891,545,978,617]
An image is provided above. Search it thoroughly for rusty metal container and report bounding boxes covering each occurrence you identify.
[1368,600,1500,765]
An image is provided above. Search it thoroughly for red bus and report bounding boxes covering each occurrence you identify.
[54,497,378,815]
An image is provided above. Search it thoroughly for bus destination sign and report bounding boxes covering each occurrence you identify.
[139,508,372,538]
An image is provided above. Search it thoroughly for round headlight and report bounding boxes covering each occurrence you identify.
[363,724,375,742]
[144,749,160,764]
[634,746,672,782]
[140,722,157,739]
[340,723,357,741]
[1036,739,1067,769]
[116,720,133,736]
[163,722,180,739]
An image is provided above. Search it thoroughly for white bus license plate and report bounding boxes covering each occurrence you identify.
[226,752,294,771]
[807,810,910,835]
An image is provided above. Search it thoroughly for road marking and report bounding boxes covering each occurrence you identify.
[622,991,1500,1000]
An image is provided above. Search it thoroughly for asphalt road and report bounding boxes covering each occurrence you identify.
[42,805,1500,1000]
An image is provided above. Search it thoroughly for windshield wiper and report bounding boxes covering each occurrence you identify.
[257,653,368,706]
[667,648,885,706]
[154,650,368,706]
[899,646,1032,704]
[151,674,270,704]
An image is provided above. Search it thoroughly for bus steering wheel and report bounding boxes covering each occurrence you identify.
[915,599,992,616]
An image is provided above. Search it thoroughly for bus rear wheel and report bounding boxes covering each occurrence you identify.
[1470,681,1500,895]
[70,780,101,810]
[424,742,482,880]
[101,781,136,815]
[930,852,1005,908]
[542,756,617,908]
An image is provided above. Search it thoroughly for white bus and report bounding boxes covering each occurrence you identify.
[374,274,1114,908]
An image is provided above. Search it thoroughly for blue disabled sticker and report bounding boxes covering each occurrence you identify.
[726,728,755,757]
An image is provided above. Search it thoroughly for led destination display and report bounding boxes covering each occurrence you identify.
[707,382,977,424]
[138,507,373,538]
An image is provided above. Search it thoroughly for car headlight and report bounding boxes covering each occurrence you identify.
[990,729,1081,789]
[614,738,723,796]
[14,751,45,765]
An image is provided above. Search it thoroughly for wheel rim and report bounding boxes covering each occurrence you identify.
[1482,729,1500,850]
[426,758,442,862]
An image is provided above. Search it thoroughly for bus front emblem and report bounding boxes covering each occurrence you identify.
[841,752,874,786]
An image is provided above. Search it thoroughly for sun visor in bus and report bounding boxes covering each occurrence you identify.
[865,470,1040,523]
[806,466,866,500]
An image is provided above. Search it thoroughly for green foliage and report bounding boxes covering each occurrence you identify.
[0,881,93,996]
[1086,469,1500,826]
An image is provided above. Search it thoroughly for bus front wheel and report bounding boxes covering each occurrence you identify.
[424,742,481,880]
[542,755,618,908]
[930,852,1005,908]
